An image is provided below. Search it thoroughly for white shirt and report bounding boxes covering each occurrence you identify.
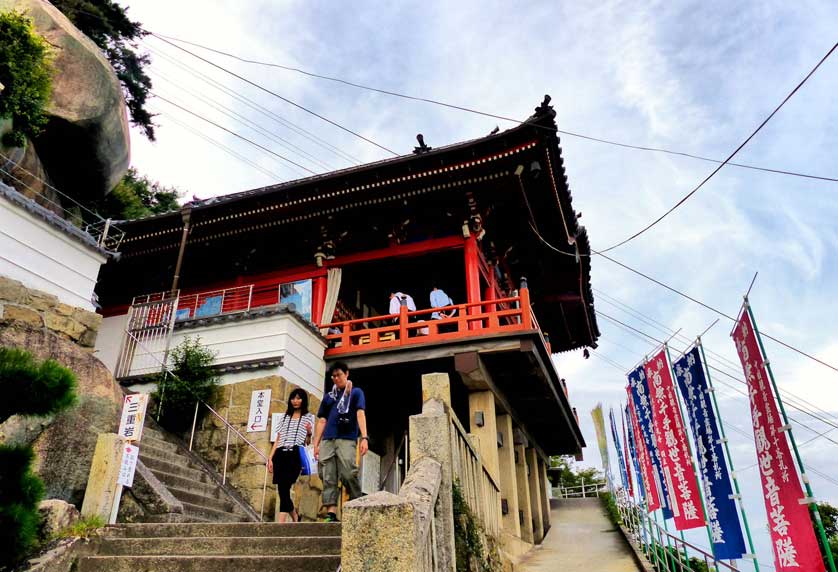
[389,292,417,314]
[273,413,315,448]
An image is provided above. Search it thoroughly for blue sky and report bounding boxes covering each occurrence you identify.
[121,1,838,567]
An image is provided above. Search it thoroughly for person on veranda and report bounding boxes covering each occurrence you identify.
[267,388,316,523]
[313,361,368,522]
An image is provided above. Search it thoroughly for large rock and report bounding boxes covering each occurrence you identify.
[0,0,130,199]
[38,499,80,539]
[0,323,124,506]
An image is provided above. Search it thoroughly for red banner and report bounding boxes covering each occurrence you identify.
[733,309,824,572]
[645,349,704,530]
[627,389,660,512]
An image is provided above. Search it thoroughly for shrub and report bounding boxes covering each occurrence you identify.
[600,491,622,526]
[53,515,104,540]
[452,480,502,572]
[0,347,77,424]
[152,337,218,433]
[0,11,53,148]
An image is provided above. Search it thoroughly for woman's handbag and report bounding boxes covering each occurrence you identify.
[298,444,317,475]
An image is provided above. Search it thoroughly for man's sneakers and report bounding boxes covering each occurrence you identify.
[323,512,339,522]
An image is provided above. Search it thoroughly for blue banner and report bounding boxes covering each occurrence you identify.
[624,404,645,501]
[627,365,673,518]
[610,408,629,493]
[673,347,746,560]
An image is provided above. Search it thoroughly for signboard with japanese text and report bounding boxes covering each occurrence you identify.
[627,394,657,509]
[627,366,670,516]
[246,389,271,432]
[117,443,139,487]
[733,309,824,572]
[645,349,704,530]
[673,346,746,559]
[117,394,148,442]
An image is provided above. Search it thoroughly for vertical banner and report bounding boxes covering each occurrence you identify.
[610,407,630,493]
[645,349,704,530]
[591,404,611,484]
[627,366,671,517]
[733,309,824,572]
[621,407,635,497]
[673,347,746,559]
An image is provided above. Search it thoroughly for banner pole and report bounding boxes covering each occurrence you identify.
[657,510,674,571]
[698,337,760,572]
[665,343,716,569]
[745,299,837,572]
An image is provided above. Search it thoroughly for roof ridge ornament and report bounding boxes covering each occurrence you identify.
[530,94,556,122]
[414,133,432,154]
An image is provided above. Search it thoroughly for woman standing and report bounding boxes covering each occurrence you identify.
[268,388,316,523]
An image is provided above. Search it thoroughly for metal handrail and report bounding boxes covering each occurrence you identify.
[123,328,270,520]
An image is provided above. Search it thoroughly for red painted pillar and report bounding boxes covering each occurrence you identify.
[312,276,327,325]
[464,235,481,329]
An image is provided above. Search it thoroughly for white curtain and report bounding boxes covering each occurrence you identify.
[320,267,342,333]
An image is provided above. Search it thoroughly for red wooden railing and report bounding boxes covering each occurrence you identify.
[320,288,536,356]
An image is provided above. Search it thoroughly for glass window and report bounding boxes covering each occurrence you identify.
[279,279,312,322]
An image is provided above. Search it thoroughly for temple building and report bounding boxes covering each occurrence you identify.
[93,96,599,549]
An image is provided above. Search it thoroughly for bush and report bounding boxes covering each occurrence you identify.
[0,11,53,148]
[452,480,502,572]
[600,492,622,526]
[0,445,45,568]
[0,347,77,424]
[152,337,218,433]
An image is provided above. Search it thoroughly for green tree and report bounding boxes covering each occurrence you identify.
[0,11,53,148]
[153,337,219,433]
[814,502,838,570]
[548,455,602,489]
[93,168,182,220]
[49,0,155,140]
[0,347,77,567]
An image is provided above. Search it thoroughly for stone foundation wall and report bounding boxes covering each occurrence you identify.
[191,375,323,521]
[0,276,102,347]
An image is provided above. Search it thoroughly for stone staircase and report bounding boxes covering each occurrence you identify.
[134,425,256,523]
[78,522,342,572]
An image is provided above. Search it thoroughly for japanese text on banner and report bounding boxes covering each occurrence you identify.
[645,349,704,530]
[627,366,670,516]
[673,347,746,559]
[733,310,824,572]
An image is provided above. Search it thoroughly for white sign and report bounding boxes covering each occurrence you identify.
[270,413,283,443]
[247,389,272,432]
[117,443,139,487]
[118,394,148,442]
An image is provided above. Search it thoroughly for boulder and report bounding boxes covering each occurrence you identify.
[0,323,124,506]
[38,499,80,539]
[0,0,130,199]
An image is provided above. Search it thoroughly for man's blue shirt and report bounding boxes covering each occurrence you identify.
[317,387,366,440]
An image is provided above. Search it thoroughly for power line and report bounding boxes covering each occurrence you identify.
[148,33,400,156]
[156,33,838,184]
[597,40,838,253]
[153,94,318,176]
[143,40,361,166]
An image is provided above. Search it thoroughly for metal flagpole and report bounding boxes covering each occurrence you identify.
[698,337,760,572]
[665,344,715,570]
[659,512,676,571]
[745,299,837,572]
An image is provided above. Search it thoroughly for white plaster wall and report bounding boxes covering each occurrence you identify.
[113,312,326,398]
[95,314,129,374]
[0,197,106,310]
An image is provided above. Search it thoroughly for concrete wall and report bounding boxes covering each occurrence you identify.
[0,195,106,311]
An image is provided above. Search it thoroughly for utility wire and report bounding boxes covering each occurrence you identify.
[597,41,838,253]
[157,33,838,184]
[153,94,318,176]
[149,33,400,156]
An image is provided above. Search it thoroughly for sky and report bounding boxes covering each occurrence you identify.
[120,1,838,567]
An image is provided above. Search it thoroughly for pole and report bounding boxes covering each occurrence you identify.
[698,338,760,572]
[745,299,837,572]
[664,344,714,570]
[659,513,676,571]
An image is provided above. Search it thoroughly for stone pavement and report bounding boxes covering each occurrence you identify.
[516,498,643,572]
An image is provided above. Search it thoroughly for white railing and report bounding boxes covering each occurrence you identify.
[175,284,254,321]
[552,479,607,499]
[115,291,179,379]
[449,411,502,537]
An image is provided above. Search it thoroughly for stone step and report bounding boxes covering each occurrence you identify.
[140,455,209,483]
[139,443,200,469]
[168,487,237,514]
[141,427,171,442]
[111,522,341,538]
[148,470,223,499]
[77,555,341,572]
[140,435,179,453]
[97,535,341,556]
[181,501,247,523]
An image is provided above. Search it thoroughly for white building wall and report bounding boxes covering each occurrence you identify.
[0,196,106,311]
[95,314,129,373]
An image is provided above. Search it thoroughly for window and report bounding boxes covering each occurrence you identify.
[279,279,312,322]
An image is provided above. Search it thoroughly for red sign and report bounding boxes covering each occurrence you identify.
[645,349,704,530]
[733,309,824,572]
[627,390,660,512]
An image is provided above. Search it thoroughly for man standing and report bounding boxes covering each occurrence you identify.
[314,361,368,522]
